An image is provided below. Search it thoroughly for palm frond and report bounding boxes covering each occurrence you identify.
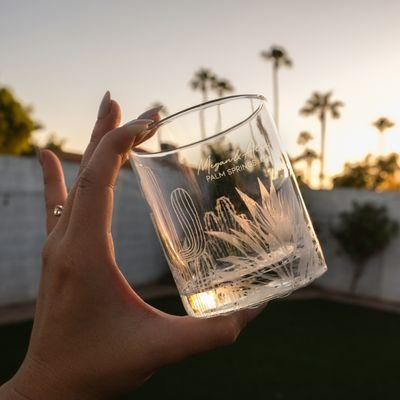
[297,131,314,145]
[260,45,292,68]
[372,117,395,133]
[260,50,272,60]
[299,105,318,116]
[300,91,344,120]
[190,68,216,92]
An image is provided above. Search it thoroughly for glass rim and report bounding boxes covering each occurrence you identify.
[131,93,267,158]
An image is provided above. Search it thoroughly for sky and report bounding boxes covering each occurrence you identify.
[1,0,399,181]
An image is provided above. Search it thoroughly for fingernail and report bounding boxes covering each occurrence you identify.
[124,118,154,128]
[97,91,111,119]
[34,146,43,165]
[139,105,163,119]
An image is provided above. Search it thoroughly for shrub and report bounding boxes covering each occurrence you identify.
[332,201,398,292]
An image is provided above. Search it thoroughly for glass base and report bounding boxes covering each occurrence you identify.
[181,264,327,318]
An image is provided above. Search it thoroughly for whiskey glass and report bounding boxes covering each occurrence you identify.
[129,95,327,318]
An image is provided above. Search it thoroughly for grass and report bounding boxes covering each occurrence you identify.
[1,297,400,399]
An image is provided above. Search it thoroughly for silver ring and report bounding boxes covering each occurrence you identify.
[53,205,64,217]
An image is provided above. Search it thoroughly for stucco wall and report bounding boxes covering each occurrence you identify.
[302,188,400,301]
[1,155,400,307]
[0,155,167,306]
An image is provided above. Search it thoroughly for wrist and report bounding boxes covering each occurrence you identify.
[0,380,33,400]
[0,382,16,400]
[4,356,99,400]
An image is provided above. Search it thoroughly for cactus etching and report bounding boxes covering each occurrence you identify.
[171,188,206,261]
[206,178,314,282]
[138,164,320,291]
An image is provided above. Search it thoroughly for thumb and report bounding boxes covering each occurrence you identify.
[158,305,267,364]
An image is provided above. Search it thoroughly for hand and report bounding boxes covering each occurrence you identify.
[0,92,265,400]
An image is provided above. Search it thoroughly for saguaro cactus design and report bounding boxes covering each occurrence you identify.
[171,188,206,261]
[137,164,319,292]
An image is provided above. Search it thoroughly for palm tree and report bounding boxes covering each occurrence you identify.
[260,45,293,129]
[296,149,319,185]
[296,131,316,184]
[190,68,215,102]
[300,91,344,187]
[372,117,395,154]
[297,131,314,146]
[190,68,216,139]
[211,77,235,131]
[150,101,169,117]
[149,101,169,148]
[212,78,234,98]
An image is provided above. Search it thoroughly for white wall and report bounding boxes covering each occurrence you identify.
[302,188,400,301]
[1,155,400,307]
[0,155,167,306]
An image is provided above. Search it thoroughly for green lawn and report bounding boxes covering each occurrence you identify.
[1,297,400,399]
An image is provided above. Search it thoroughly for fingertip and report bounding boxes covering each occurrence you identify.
[123,120,152,147]
[97,119,152,157]
[40,148,57,161]
[152,113,161,123]
[124,119,153,132]
[93,99,121,136]
[109,99,121,126]
[139,105,163,120]
[40,150,64,175]
[38,148,51,166]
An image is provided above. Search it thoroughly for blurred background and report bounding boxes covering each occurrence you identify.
[1,0,400,398]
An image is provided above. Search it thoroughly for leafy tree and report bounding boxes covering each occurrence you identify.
[0,87,41,155]
[260,45,292,128]
[43,133,66,153]
[300,91,344,187]
[332,202,398,292]
[333,153,400,191]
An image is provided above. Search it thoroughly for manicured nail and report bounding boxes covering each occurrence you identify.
[34,146,43,165]
[139,105,163,119]
[124,118,154,128]
[97,91,111,119]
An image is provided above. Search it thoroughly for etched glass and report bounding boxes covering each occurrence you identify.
[129,95,327,318]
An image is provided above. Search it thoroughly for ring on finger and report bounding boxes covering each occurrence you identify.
[53,204,64,217]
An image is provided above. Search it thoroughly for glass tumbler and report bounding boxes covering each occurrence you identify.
[129,94,327,318]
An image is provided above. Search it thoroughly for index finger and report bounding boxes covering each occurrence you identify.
[66,119,152,238]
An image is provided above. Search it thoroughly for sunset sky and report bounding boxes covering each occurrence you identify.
[1,0,399,181]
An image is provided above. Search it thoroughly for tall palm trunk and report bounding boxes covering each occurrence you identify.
[306,159,312,185]
[199,88,208,139]
[272,62,279,128]
[379,133,385,155]
[319,113,326,188]
[249,98,256,143]
[217,90,223,132]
